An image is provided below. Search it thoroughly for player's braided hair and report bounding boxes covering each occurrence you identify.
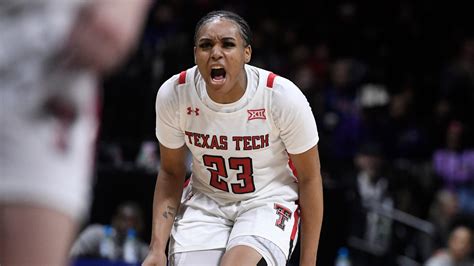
[194,10,252,47]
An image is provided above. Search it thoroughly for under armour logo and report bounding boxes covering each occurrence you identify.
[187,107,200,116]
[274,203,292,230]
[247,109,266,120]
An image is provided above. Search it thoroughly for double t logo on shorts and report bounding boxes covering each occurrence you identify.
[274,203,292,230]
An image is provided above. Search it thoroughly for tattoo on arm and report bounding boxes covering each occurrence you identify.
[162,205,176,219]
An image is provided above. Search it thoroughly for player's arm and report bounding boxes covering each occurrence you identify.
[288,145,323,266]
[142,143,188,266]
[63,0,151,74]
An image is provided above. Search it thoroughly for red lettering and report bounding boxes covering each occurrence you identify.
[243,136,252,150]
[262,134,269,148]
[185,131,194,144]
[209,135,219,149]
[200,134,210,148]
[193,134,201,147]
[186,133,270,151]
[233,136,243,150]
[220,136,228,150]
[184,131,229,150]
[251,136,260,149]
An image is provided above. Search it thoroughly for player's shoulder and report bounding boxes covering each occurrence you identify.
[248,64,300,94]
[249,65,305,106]
[162,65,197,88]
[157,66,197,98]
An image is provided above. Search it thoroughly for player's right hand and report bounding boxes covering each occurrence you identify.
[142,251,167,266]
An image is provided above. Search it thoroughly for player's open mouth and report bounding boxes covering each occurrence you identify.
[211,68,226,83]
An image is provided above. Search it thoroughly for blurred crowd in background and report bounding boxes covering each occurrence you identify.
[82,1,473,265]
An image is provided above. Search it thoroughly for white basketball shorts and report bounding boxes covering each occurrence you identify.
[169,182,300,265]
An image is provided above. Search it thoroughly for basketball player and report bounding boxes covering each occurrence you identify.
[143,11,323,266]
[0,0,149,265]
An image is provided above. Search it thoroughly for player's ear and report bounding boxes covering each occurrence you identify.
[244,45,252,63]
[193,46,197,64]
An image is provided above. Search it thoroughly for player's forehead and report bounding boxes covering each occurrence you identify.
[196,18,242,42]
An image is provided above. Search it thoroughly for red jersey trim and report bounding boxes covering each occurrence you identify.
[183,175,191,188]
[178,71,187,84]
[288,158,298,179]
[266,72,277,88]
[290,204,300,240]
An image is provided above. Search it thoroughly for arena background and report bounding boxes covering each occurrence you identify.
[85,1,473,265]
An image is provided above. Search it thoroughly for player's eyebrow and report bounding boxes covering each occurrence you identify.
[197,37,212,42]
[221,37,236,42]
[197,36,237,43]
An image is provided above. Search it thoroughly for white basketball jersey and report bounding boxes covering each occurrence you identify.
[156,64,318,203]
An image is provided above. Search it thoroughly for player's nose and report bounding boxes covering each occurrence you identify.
[210,45,223,60]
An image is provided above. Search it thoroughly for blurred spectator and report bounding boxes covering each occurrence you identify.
[98,142,125,167]
[439,37,474,126]
[428,190,461,251]
[425,225,474,266]
[135,140,160,173]
[354,141,394,248]
[309,42,331,92]
[356,83,393,146]
[386,85,430,160]
[321,58,367,163]
[70,201,149,262]
[343,141,396,265]
[324,59,363,119]
[432,120,474,217]
[433,120,474,191]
